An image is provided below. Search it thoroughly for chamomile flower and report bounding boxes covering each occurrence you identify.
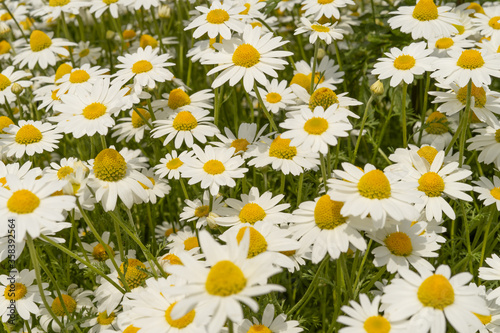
[151,109,219,148]
[89,0,127,18]
[13,30,75,69]
[155,221,175,240]
[82,308,120,333]
[154,150,194,180]
[215,187,290,227]
[43,157,82,183]
[388,0,461,40]
[180,145,248,195]
[247,135,320,176]
[165,230,285,333]
[73,41,102,65]
[413,111,456,151]
[114,46,174,94]
[235,304,303,333]
[0,161,41,188]
[185,0,245,39]
[467,124,500,169]
[203,25,293,92]
[427,34,475,58]
[0,120,62,158]
[112,108,159,143]
[302,0,354,20]
[295,17,346,45]
[0,66,31,104]
[212,123,268,158]
[55,64,109,96]
[431,48,500,87]
[369,221,440,274]
[291,56,344,93]
[77,231,117,268]
[289,194,367,263]
[136,169,170,204]
[32,0,89,21]
[250,79,296,114]
[166,226,200,253]
[382,265,488,333]
[280,105,352,155]
[152,88,214,114]
[473,176,500,210]
[372,42,435,87]
[180,191,225,229]
[473,7,500,40]
[328,163,421,228]
[479,254,500,305]
[478,34,500,55]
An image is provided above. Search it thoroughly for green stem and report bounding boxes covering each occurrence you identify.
[334,41,347,92]
[479,205,496,274]
[253,82,278,132]
[417,73,431,145]
[2,2,27,42]
[353,94,374,163]
[296,172,304,207]
[401,82,408,148]
[320,153,328,192]
[458,81,472,167]
[280,173,286,193]
[353,239,372,295]
[310,40,319,93]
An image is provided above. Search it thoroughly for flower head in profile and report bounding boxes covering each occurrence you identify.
[295,17,346,45]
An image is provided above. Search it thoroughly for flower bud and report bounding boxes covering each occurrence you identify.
[370,80,384,95]
[11,83,23,95]
[158,5,171,19]
[106,30,115,40]
[317,48,326,60]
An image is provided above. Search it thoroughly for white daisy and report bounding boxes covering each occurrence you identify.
[235,303,303,333]
[479,254,500,305]
[467,124,500,169]
[73,41,102,65]
[212,122,268,158]
[290,56,344,93]
[413,111,457,151]
[250,79,296,114]
[472,7,500,40]
[76,231,117,269]
[473,176,500,210]
[89,0,127,18]
[32,0,89,21]
[151,88,214,114]
[55,63,109,97]
[302,0,354,20]
[180,191,225,229]
[154,150,194,180]
[155,221,175,240]
[427,34,475,58]
[0,66,31,104]
[295,17,346,45]
[112,108,160,143]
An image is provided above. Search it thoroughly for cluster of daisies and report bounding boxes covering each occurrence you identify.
[1,0,500,332]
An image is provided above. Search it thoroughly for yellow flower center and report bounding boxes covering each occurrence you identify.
[4,283,27,301]
[194,205,210,218]
[467,3,484,14]
[304,117,329,135]
[236,226,268,258]
[231,138,250,153]
[93,148,127,182]
[495,129,500,143]
[97,311,116,326]
[418,172,445,197]
[165,302,196,328]
[57,166,74,179]
[139,176,153,189]
[203,160,225,175]
[239,202,266,224]
[456,84,487,108]
[131,60,153,74]
[164,228,174,237]
[269,136,297,160]
[119,259,148,289]
[55,63,73,82]
[357,170,391,199]
[49,0,70,7]
[266,92,282,104]
[51,294,77,317]
[456,49,485,69]
[183,236,199,251]
[232,44,261,68]
[490,187,500,200]
[240,3,251,15]
[0,13,12,21]
[0,73,11,91]
[206,9,230,24]
[435,37,454,49]
[290,72,324,93]
[412,0,438,21]
[123,325,140,333]
[168,88,191,110]
[123,29,136,40]
[393,55,416,70]
[474,313,492,325]
[309,87,339,110]
[489,16,500,29]
[82,102,107,120]
[15,124,43,144]
[172,111,198,131]
[247,324,272,333]
[79,48,90,57]
[131,108,151,128]
[280,250,296,256]
[51,89,61,101]
[417,146,438,165]
[166,158,183,170]
[425,111,448,135]
[384,231,413,256]
[318,0,334,4]
[140,34,158,49]
[417,274,455,309]
[311,24,330,32]
[0,116,13,134]
[205,260,247,296]
[69,69,90,83]
[314,194,347,229]
[0,40,11,55]
[92,243,112,261]
[363,316,391,333]
[162,253,183,265]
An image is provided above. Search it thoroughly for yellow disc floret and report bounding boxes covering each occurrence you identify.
[205,260,247,296]
[239,202,266,224]
[183,237,199,251]
[194,205,210,218]
[231,138,250,153]
[456,49,485,69]
[236,226,268,258]
[474,313,492,325]
[82,102,107,120]
[131,108,151,128]
[140,34,158,49]
[393,55,416,70]
[29,30,52,52]
[489,16,500,30]
[232,44,261,68]
[15,124,42,145]
[269,136,297,160]
[0,73,11,91]
[417,146,438,165]
[49,0,70,7]
[248,324,272,333]
[203,160,225,175]
[309,87,339,110]
[92,243,112,261]
[384,232,413,256]
[79,48,90,57]
[69,69,90,83]
[54,63,73,83]
[495,129,500,143]
[424,111,448,135]
[97,311,116,325]
[172,111,198,131]
[131,60,153,74]
[162,253,183,265]
[435,37,454,49]
[418,172,444,197]
[57,166,74,179]
[314,194,347,229]
[311,24,330,32]
[0,116,14,134]
[93,148,127,182]
[266,92,282,104]
[206,9,230,24]
[4,283,27,301]
[456,84,486,108]
[168,88,191,110]
[304,117,329,135]
[0,40,11,55]
[412,0,438,21]
[165,302,196,328]
[51,294,77,317]
[119,259,148,289]
[123,325,140,333]
[363,316,391,333]
[167,158,183,170]
[417,274,455,309]
[357,170,391,199]
[490,187,500,200]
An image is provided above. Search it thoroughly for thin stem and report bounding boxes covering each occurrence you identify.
[353,239,372,295]
[334,41,347,92]
[320,153,328,192]
[310,40,319,93]
[479,205,496,275]
[2,2,27,41]
[253,82,278,132]
[352,94,374,163]
[280,173,286,194]
[417,73,431,145]
[459,81,472,167]
[400,82,408,148]
[296,172,304,207]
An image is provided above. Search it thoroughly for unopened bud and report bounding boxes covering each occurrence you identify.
[11,83,23,95]
[106,30,115,40]
[0,22,10,35]
[206,212,219,229]
[370,80,384,95]
[158,5,171,19]
[317,48,326,60]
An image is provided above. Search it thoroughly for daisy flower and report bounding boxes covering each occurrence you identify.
[372,42,435,87]
[382,265,488,333]
[76,231,117,268]
[32,0,89,21]
[52,78,128,138]
[467,124,500,169]
[0,269,48,321]
[280,105,353,155]
[180,145,248,195]
[290,56,344,93]
[81,308,120,333]
[212,122,268,158]
[155,221,175,240]
[73,41,102,65]
[136,169,171,204]
[114,46,174,94]
[302,0,354,20]
[0,66,31,104]
[289,194,367,263]
[473,176,500,210]
[250,79,296,114]
[388,0,460,40]
[431,48,500,87]
[0,161,41,188]
[89,0,127,18]
[472,7,500,40]
[152,88,214,114]
[235,304,303,333]
[167,226,201,253]
[0,3,27,30]
[247,135,320,176]
[413,111,456,151]
[151,109,220,148]
[427,34,475,58]
[112,108,159,143]
[369,221,440,274]
[202,25,293,92]
[43,157,82,183]
[475,286,500,333]
[180,191,225,229]
[479,254,500,305]
[55,63,109,97]
[215,187,290,227]
[327,163,421,229]
[295,17,346,45]
[154,150,194,180]
[338,294,406,333]
[184,0,245,39]
[0,120,62,159]
[477,34,500,55]
[165,230,285,333]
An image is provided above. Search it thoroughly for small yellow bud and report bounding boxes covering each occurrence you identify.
[158,5,171,19]
[11,83,23,95]
[106,30,115,40]
[370,80,384,95]
[317,48,326,60]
